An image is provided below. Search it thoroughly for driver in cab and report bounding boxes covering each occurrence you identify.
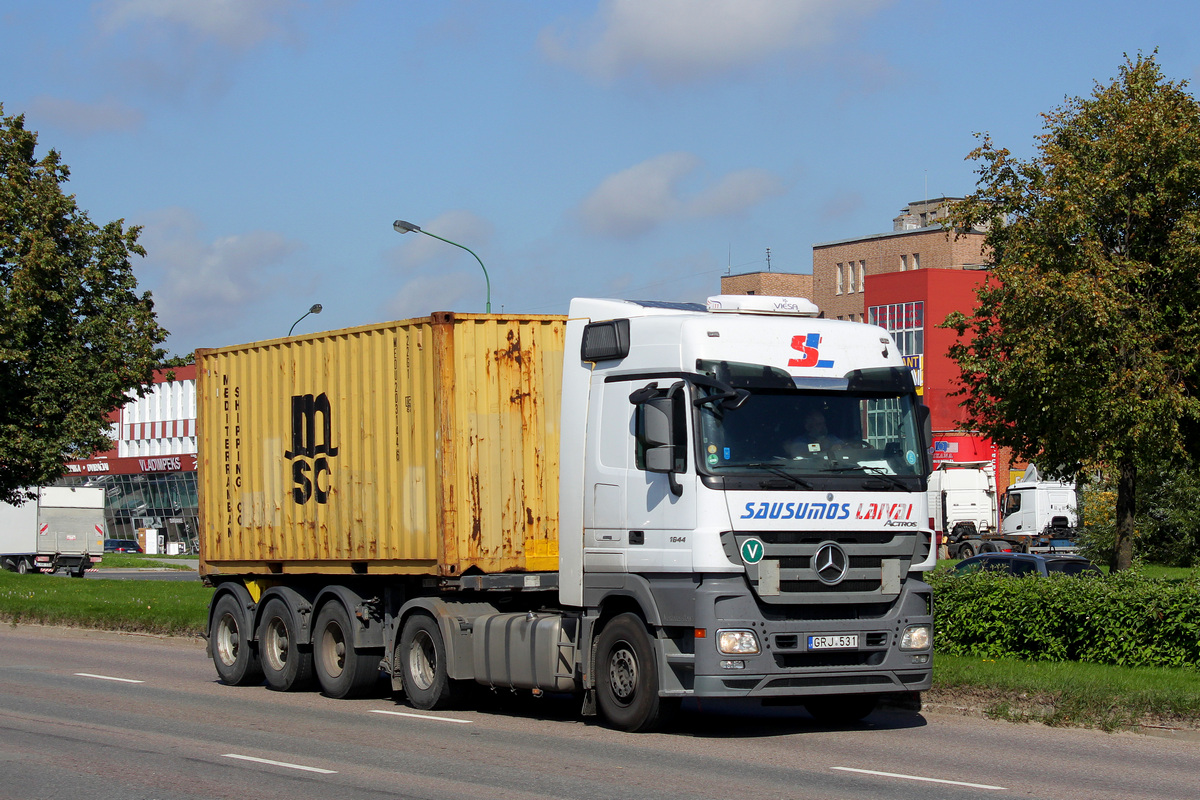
[785,408,844,458]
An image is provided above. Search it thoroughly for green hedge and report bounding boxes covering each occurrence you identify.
[927,569,1200,670]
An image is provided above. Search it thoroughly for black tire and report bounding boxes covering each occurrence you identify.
[16,559,30,575]
[210,593,263,686]
[958,542,976,559]
[595,613,677,732]
[804,694,878,725]
[398,613,454,710]
[71,561,88,578]
[313,601,380,699]
[258,597,315,692]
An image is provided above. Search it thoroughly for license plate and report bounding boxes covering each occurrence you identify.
[808,634,858,650]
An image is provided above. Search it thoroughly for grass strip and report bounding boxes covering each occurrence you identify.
[932,653,1200,731]
[0,570,210,636]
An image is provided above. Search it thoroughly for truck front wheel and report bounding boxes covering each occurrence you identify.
[595,613,676,732]
[210,593,263,686]
[957,542,977,559]
[313,601,380,699]
[398,613,454,710]
[258,597,315,692]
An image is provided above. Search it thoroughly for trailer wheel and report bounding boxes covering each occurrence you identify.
[71,562,88,578]
[958,542,976,559]
[16,558,30,575]
[804,694,878,725]
[313,601,379,699]
[210,593,263,686]
[595,613,676,732]
[398,613,455,710]
[258,597,315,692]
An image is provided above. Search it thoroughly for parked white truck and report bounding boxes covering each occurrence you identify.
[947,464,1080,558]
[0,486,106,576]
[199,296,936,731]
[927,460,998,551]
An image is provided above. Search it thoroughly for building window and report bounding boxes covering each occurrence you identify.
[858,261,866,291]
[847,262,855,293]
[912,252,920,270]
[900,254,908,271]
[867,301,924,359]
[836,263,844,295]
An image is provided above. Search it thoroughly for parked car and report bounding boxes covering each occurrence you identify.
[952,552,1101,577]
[103,538,142,553]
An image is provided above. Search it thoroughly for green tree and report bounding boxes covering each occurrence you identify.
[0,107,167,503]
[945,55,1200,571]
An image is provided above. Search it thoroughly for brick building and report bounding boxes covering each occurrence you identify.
[812,198,987,322]
[720,270,813,298]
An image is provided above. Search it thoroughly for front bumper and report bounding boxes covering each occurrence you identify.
[685,575,933,699]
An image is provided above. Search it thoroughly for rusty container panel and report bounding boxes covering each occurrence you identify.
[197,313,565,577]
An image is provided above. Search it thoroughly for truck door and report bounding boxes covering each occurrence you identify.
[582,379,697,575]
[1002,489,1034,535]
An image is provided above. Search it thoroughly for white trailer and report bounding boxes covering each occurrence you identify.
[0,487,106,577]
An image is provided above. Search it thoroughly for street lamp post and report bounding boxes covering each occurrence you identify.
[288,303,323,337]
[393,219,492,313]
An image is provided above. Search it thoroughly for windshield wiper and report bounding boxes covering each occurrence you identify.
[822,463,910,490]
[729,462,815,489]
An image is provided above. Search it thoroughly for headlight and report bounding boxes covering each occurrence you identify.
[716,629,760,655]
[900,624,931,651]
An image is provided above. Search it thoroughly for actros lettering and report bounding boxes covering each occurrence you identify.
[284,393,339,504]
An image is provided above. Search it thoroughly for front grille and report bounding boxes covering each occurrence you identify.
[726,528,917,605]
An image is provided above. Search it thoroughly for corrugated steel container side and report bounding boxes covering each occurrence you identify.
[197,313,565,577]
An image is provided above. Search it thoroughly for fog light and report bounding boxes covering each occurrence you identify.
[911,653,929,664]
[716,629,760,655]
[900,624,931,651]
[720,660,746,670]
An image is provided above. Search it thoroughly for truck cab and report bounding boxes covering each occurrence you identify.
[559,296,935,726]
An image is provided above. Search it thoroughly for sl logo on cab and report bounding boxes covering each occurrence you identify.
[789,333,834,369]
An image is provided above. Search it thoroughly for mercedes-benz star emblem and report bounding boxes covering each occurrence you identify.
[813,542,848,585]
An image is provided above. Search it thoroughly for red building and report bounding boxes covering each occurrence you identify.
[863,268,1011,488]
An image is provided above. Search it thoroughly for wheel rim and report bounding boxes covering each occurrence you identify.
[407,630,437,691]
[607,642,638,706]
[263,617,289,671]
[320,622,347,678]
[215,614,241,667]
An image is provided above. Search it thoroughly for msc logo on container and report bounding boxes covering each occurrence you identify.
[284,393,339,504]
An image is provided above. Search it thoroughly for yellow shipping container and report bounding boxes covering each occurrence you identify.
[196,312,565,578]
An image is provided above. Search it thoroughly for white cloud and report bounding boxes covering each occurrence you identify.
[25,96,144,135]
[540,0,890,85]
[136,207,304,346]
[578,153,784,238]
[686,168,785,218]
[95,0,299,50]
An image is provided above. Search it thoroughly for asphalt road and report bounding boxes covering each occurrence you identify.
[1,626,1197,800]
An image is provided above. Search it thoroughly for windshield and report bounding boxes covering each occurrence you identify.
[697,385,925,479]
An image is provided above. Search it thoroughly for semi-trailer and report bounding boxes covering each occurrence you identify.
[198,295,935,731]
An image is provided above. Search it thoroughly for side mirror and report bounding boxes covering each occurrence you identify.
[631,381,686,496]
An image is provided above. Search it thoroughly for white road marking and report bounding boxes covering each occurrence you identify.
[369,709,472,724]
[222,754,337,774]
[833,767,1007,791]
[74,673,144,684]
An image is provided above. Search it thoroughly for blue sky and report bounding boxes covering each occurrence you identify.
[3,1,1198,356]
